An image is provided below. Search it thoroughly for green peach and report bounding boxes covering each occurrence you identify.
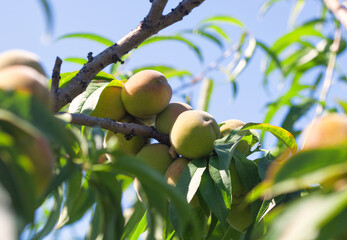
[136,143,174,174]
[155,102,192,135]
[170,110,221,159]
[165,157,190,186]
[220,119,250,155]
[121,70,172,118]
[226,202,253,232]
[90,80,126,121]
[0,49,46,75]
[104,118,148,160]
[0,65,51,107]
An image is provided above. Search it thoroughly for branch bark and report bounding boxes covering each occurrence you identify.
[59,113,170,145]
[52,0,205,112]
[323,0,347,30]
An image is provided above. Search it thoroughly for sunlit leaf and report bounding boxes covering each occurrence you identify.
[57,33,114,47]
[197,78,214,111]
[264,190,347,240]
[241,123,297,153]
[200,16,245,29]
[64,57,88,65]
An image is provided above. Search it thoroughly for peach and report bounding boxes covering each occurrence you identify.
[0,65,51,107]
[302,113,347,150]
[170,110,221,159]
[220,119,250,155]
[155,102,192,135]
[0,49,46,76]
[90,80,126,121]
[121,70,172,118]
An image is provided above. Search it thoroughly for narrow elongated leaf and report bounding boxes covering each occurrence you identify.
[199,171,229,230]
[197,78,214,111]
[38,0,54,39]
[129,212,147,240]
[64,57,88,65]
[200,24,231,42]
[55,71,115,89]
[241,123,297,153]
[122,201,146,239]
[91,154,202,239]
[57,33,114,47]
[32,187,63,240]
[176,158,207,203]
[259,0,286,16]
[68,81,108,115]
[140,35,203,62]
[200,16,245,29]
[264,190,347,240]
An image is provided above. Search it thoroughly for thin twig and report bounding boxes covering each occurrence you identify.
[323,0,347,30]
[315,27,341,117]
[50,57,62,96]
[52,0,205,112]
[59,112,170,145]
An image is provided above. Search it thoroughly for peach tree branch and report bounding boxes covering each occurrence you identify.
[59,112,170,145]
[323,0,347,30]
[52,0,205,112]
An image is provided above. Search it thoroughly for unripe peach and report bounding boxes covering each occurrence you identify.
[0,65,51,107]
[165,157,190,186]
[90,80,126,121]
[155,102,192,135]
[170,110,221,159]
[104,118,148,160]
[0,49,46,76]
[121,70,172,118]
[0,121,54,199]
[220,119,250,155]
[302,113,347,150]
[226,201,253,232]
[165,157,200,208]
[136,143,174,174]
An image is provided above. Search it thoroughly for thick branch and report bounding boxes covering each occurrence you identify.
[60,113,170,145]
[52,0,205,112]
[324,0,347,30]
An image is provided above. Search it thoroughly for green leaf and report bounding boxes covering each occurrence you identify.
[256,40,284,83]
[56,172,95,229]
[264,190,347,240]
[259,0,286,16]
[255,146,347,199]
[184,29,224,49]
[89,171,125,240]
[38,0,54,40]
[337,99,347,113]
[0,91,78,156]
[289,0,306,27]
[122,201,146,239]
[56,33,114,46]
[197,78,214,111]
[200,24,231,42]
[140,35,203,62]
[129,211,147,240]
[54,71,115,89]
[64,57,88,65]
[176,158,207,204]
[199,171,229,230]
[32,187,64,240]
[68,81,108,115]
[200,16,245,29]
[91,154,202,239]
[241,123,297,153]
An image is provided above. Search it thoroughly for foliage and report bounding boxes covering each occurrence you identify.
[1,0,347,240]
